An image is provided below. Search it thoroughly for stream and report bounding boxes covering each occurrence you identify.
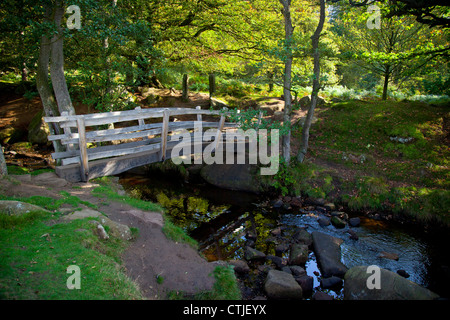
[118,168,449,299]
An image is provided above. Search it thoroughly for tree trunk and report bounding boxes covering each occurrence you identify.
[268,71,274,93]
[280,0,293,164]
[35,3,64,154]
[209,73,216,99]
[297,0,326,163]
[382,65,391,100]
[50,1,76,116]
[0,144,7,177]
[182,73,189,101]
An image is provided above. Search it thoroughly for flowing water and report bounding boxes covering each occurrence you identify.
[119,170,449,299]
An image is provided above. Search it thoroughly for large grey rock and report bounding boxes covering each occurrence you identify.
[244,246,266,261]
[289,244,309,265]
[292,228,312,246]
[0,200,50,215]
[312,231,348,278]
[28,110,50,145]
[331,216,346,229]
[228,260,250,274]
[31,171,68,188]
[344,266,439,300]
[63,209,132,241]
[62,208,102,220]
[264,269,302,300]
[200,163,261,193]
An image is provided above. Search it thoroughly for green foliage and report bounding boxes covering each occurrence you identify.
[0,190,97,212]
[268,160,335,199]
[161,216,198,249]
[91,183,163,213]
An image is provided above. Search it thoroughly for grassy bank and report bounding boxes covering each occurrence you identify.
[268,99,449,226]
[0,174,240,300]
[0,202,142,299]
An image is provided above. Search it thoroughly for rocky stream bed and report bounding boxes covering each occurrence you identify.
[119,168,449,300]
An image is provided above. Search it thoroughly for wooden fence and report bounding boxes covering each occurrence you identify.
[44,106,238,182]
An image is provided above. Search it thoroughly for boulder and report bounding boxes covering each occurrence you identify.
[266,255,285,269]
[331,216,346,229]
[298,96,311,110]
[200,163,261,193]
[295,275,313,295]
[289,244,309,265]
[28,110,50,145]
[275,243,289,255]
[228,260,250,274]
[0,200,51,216]
[62,208,102,220]
[98,216,132,241]
[292,228,312,246]
[344,266,439,300]
[321,276,343,289]
[318,216,331,227]
[63,209,132,241]
[264,269,302,300]
[244,246,266,261]
[312,231,348,278]
[348,217,361,227]
[31,171,68,188]
[289,266,306,277]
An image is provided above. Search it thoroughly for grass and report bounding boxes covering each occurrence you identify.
[6,165,55,176]
[271,99,449,226]
[0,206,142,299]
[0,190,98,211]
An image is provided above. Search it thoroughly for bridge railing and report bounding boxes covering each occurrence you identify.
[44,106,237,182]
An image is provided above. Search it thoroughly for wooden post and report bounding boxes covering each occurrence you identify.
[160,109,169,161]
[182,74,189,102]
[61,111,75,152]
[257,111,262,129]
[213,108,226,152]
[135,107,145,128]
[76,117,89,182]
[196,106,202,122]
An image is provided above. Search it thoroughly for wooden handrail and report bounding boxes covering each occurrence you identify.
[43,106,237,182]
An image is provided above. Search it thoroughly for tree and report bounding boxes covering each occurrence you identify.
[279,0,294,164]
[297,0,326,163]
[0,144,7,177]
[333,3,448,100]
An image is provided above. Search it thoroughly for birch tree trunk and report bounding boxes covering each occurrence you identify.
[280,0,293,164]
[35,2,64,153]
[297,0,326,163]
[0,144,7,177]
[49,0,76,116]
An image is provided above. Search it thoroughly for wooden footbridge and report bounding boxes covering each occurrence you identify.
[44,106,248,182]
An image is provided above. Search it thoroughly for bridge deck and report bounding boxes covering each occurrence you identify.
[44,106,253,182]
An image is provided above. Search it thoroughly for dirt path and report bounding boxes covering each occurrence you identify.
[0,172,216,299]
